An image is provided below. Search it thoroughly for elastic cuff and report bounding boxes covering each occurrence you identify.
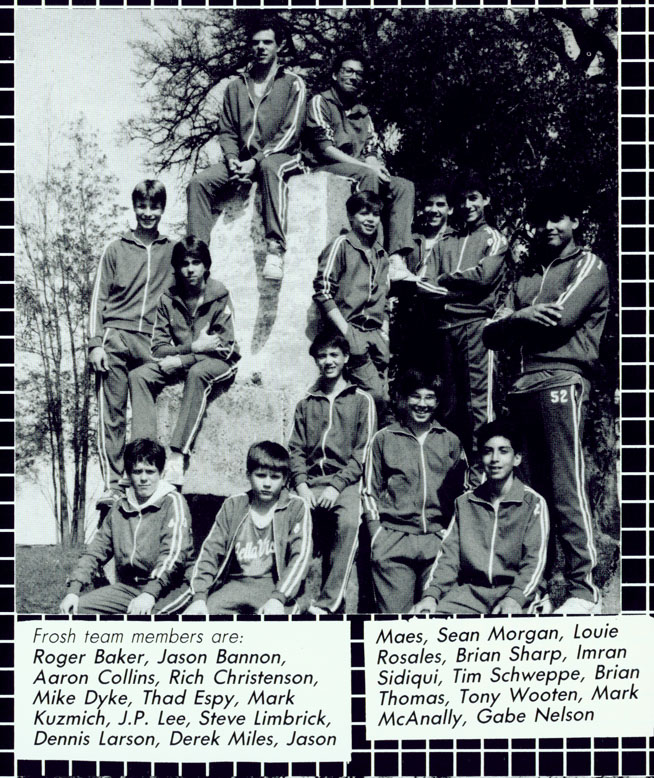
[321,299,337,314]
[293,476,308,489]
[253,151,264,164]
[328,477,346,493]
[506,588,527,607]
[68,581,83,595]
[422,587,441,602]
[270,590,287,605]
[176,342,193,355]
[193,592,208,602]
[143,580,163,599]
[179,354,198,367]
[88,339,102,351]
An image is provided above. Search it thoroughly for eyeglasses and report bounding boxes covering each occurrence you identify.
[339,66,365,80]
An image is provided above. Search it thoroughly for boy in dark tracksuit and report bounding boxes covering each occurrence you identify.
[393,180,456,375]
[429,172,508,487]
[304,50,414,276]
[313,191,390,413]
[129,237,240,485]
[59,440,192,615]
[288,332,376,614]
[362,370,468,613]
[483,186,609,614]
[170,442,311,615]
[89,180,174,502]
[186,20,306,281]
[413,419,549,615]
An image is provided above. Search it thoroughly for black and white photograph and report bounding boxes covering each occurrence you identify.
[15,7,618,620]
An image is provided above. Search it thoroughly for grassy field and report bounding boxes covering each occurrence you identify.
[16,544,83,614]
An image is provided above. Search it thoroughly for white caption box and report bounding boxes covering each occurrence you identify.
[364,615,654,740]
[16,620,352,761]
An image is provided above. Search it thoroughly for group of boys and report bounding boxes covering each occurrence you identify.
[61,19,609,617]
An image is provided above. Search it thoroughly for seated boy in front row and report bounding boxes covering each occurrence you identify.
[288,331,376,614]
[363,370,468,613]
[176,442,312,615]
[59,439,192,615]
[412,419,549,615]
[313,191,390,415]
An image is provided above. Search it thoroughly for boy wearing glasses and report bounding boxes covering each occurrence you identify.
[305,50,415,280]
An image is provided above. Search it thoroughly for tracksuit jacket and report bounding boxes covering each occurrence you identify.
[304,87,383,165]
[288,381,377,492]
[313,231,389,330]
[89,231,174,350]
[189,490,312,605]
[483,247,609,379]
[68,481,192,599]
[219,65,306,164]
[363,422,468,536]
[407,228,458,283]
[150,278,240,368]
[430,220,508,326]
[423,478,550,608]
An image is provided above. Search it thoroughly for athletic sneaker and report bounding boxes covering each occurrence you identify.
[554,595,602,615]
[263,239,285,281]
[528,593,553,615]
[307,604,329,616]
[388,253,418,282]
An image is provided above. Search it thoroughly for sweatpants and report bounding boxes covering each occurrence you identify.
[370,525,441,613]
[346,325,389,413]
[77,582,179,614]
[186,153,304,250]
[308,482,361,613]
[314,162,415,256]
[129,358,238,454]
[435,319,495,487]
[510,379,598,604]
[96,328,152,489]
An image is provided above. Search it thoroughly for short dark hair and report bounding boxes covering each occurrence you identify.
[124,438,166,474]
[452,170,489,201]
[420,177,452,205]
[132,179,167,210]
[525,186,582,226]
[247,440,290,477]
[346,190,383,218]
[172,236,212,281]
[333,49,367,75]
[246,14,286,46]
[392,369,442,424]
[309,330,350,358]
[477,418,521,452]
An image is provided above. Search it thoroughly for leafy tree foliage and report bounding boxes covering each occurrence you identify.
[127,9,617,533]
[17,117,123,546]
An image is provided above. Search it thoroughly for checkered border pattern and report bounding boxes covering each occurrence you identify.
[9,2,651,777]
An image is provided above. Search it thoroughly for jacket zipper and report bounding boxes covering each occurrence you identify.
[487,503,499,584]
[455,234,469,272]
[245,72,276,152]
[138,243,153,333]
[270,511,280,581]
[418,436,428,532]
[532,260,555,304]
[318,396,335,476]
[214,513,248,582]
[130,511,143,566]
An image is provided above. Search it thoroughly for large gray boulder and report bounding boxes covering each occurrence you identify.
[156,171,351,496]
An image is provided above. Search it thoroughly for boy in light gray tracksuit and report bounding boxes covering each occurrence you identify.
[362,370,468,613]
[483,186,609,615]
[59,439,192,615]
[89,181,174,502]
[413,419,549,615]
[288,331,376,614]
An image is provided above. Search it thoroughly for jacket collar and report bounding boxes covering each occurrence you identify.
[541,245,585,269]
[121,479,177,514]
[166,277,226,307]
[386,420,448,438]
[306,379,357,400]
[245,487,294,512]
[464,218,488,236]
[321,87,369,118]
[469,476,526,506]
[120,230,168,248]
[345,229,385,257]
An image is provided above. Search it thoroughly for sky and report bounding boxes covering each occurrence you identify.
[15,9,190,542]
[16,9,187,233]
